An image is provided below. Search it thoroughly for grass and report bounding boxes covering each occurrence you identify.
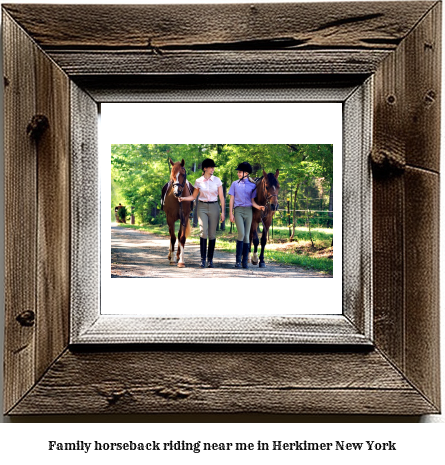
[116,222,333,274]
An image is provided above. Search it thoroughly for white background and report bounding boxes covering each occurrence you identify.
[0,0,444,462]
[101,102,342,315]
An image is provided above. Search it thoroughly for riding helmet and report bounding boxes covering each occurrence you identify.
[235,162,252,174]
[202,158,216,169]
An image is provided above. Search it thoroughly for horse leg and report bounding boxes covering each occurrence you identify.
[259,224,268,268]
[251,224,260,265]
[176,224,182,264]
[177,224,186,268]
[168,221,177,265]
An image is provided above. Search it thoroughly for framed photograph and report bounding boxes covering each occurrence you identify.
[3,2,440,415]
[98,101,351,342]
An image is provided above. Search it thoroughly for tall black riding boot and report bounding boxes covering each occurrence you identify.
[234,240,243,268]
[242,242,250,269]
[207,239,216,268]
[200,237,207,268]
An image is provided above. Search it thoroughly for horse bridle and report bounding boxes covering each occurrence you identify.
[260,178,278,220]
[173,168,188,227]
[173,167,187,197]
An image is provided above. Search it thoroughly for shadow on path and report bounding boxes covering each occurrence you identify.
[111,225,329,278]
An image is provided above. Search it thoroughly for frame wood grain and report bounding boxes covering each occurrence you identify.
[2,2,440,415]
[70,81,372,346]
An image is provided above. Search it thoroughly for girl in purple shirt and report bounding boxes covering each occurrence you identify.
[229,162,265,268]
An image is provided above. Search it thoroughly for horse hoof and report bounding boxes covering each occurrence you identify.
[251,260,258,265]
[259,262,266,268]
[169,262,176,266]
[177,263,186,268]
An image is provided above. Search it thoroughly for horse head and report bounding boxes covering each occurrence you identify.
[262,169,280,211]
[170,158,186,198]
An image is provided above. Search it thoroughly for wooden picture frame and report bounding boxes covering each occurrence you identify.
[74,85,370,346]
[3,2,440,415]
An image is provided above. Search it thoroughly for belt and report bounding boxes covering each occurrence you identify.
[199,200,218,204]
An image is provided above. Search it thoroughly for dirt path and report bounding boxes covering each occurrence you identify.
[111,225,329,278]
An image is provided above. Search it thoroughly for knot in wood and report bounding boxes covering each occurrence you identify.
[96,385,130,405]
[370,149,405,177]
[424,90,436,105]
[27,115,49,140]
[105,390,128,405]
[154,386,191,400]
[16,310,35,327]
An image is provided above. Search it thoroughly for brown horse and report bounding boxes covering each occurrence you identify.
[163,159,193,267]
[249,170,280,268]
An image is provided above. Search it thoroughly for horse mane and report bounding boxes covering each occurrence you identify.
[254,173,279,189]
[266,172,279,188]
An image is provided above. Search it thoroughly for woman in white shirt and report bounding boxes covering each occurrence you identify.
[178,158,225,268]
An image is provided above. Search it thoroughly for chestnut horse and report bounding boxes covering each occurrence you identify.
[163,159,193,267]
[249,170,280,268]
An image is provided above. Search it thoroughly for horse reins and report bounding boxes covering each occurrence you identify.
[259,178,278,221]
[173,168,188,227]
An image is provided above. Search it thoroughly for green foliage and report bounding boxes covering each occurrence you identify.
[262,249,333,273]
[111,143,333,226]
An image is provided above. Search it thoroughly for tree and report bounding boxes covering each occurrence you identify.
[281,144,333,239]
[111,144,333,231]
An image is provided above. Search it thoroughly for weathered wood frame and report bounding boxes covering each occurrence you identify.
[72,82,372,346]
[3,2,441,415]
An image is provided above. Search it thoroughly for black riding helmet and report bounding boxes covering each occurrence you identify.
[202,158,216,169]
[235,162,252,174]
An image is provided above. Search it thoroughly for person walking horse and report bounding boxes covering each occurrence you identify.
[229,162,265,269]
[178,158,225,268]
